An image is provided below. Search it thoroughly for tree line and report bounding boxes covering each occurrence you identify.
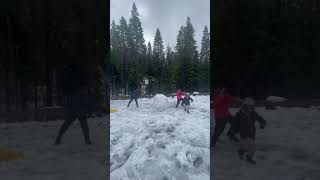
[213,0,320,98]
[110,3,210,96]
[0,0,107,117]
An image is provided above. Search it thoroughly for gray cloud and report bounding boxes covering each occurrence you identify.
[111,0,210,51]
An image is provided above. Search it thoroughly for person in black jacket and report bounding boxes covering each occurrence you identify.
[233,97,266,164]
[54,64,98,145]
[181,93,193,113]
[127,88,140,107]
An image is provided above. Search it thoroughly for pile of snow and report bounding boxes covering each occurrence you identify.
[266,96,287,102]
[193,92,200,95]
[152,94,170,110]
[110,95,210,180]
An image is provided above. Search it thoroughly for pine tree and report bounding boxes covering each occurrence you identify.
[146,41,153,75]
[175,17,197,91]
[165,45,177,91]
[118,17,130,94]
[110,20,120,51]
[199,26,210,90]
[200,26,210,64]
[153,28,165,91]
[128,2,146,90]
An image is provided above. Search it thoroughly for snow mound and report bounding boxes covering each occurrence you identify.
[193,92,200,95]
[153,94,169,110]
[266,96,287,102]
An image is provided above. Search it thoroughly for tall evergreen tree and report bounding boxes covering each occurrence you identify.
[175,17,197,91]
[128,2,146,89]
[118,17,130,94]
[200,26,210,64]
[146,41,153,75]
[153,28,165,90]
[110,20,120,51]
[199,26,210,90]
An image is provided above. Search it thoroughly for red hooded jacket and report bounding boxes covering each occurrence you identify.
[213,90,236,119]
[176,90,185,100]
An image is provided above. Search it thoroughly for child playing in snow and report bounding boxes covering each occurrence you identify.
[211,87,243,148]
[181,93,193,113]
[233,97,266,164]
[175,89,185,108]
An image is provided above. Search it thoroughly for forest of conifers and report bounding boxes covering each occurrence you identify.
[213,0,320,98]
[110,3,210,96]
[0,0,108,115]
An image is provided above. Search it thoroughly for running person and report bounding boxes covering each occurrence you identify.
[181,93,193,113]
[211,87,242,148]
[127,88,140,107]
[54,64,98,145]
[234,97,266,164]
[175,89,185,108]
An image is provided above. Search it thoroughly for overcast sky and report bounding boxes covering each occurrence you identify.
[111,0,210,51]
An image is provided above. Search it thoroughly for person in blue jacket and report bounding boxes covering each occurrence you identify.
[127,88,140,107]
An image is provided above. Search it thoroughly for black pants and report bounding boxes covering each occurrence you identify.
[211,115,234,147]
[127,98,138,107]
[55,112,91,144]
[176,98,182,108]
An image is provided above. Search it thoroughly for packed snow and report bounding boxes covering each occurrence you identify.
[212,107,320,180]
[110,95,210,180]
[0,117,107,180]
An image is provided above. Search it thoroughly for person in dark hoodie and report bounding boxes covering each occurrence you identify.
[54,64,99,145]
[181,93,193,113]
[127,88,140,107]
[234,97,266,164]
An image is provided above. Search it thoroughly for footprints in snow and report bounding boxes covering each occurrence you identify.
[111,142,135,172]
[186,151,204,169]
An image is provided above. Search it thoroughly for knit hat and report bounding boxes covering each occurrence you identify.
[243,97,255,106]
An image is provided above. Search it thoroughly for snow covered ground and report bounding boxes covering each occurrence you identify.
[212,107,320,180]
[0,117,107,180]
[110,95,210,180]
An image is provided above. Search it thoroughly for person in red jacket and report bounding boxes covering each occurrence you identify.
[211,87,242,148]
[175,89,185,108]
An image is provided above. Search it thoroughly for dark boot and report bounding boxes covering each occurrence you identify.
[54,116,75,145]
[54,138,61,146]
[127,99,133,107]
[246,155,256,165]
[228,132,240,142]
[237,149,245,160]
[79,116,92,145]
[85,139,92,145]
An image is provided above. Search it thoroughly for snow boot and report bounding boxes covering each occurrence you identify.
[245,155,256,165]
[228,133,240,142]
[85,139,92,145]
[54,140,61,146]
[237,149,245,160]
